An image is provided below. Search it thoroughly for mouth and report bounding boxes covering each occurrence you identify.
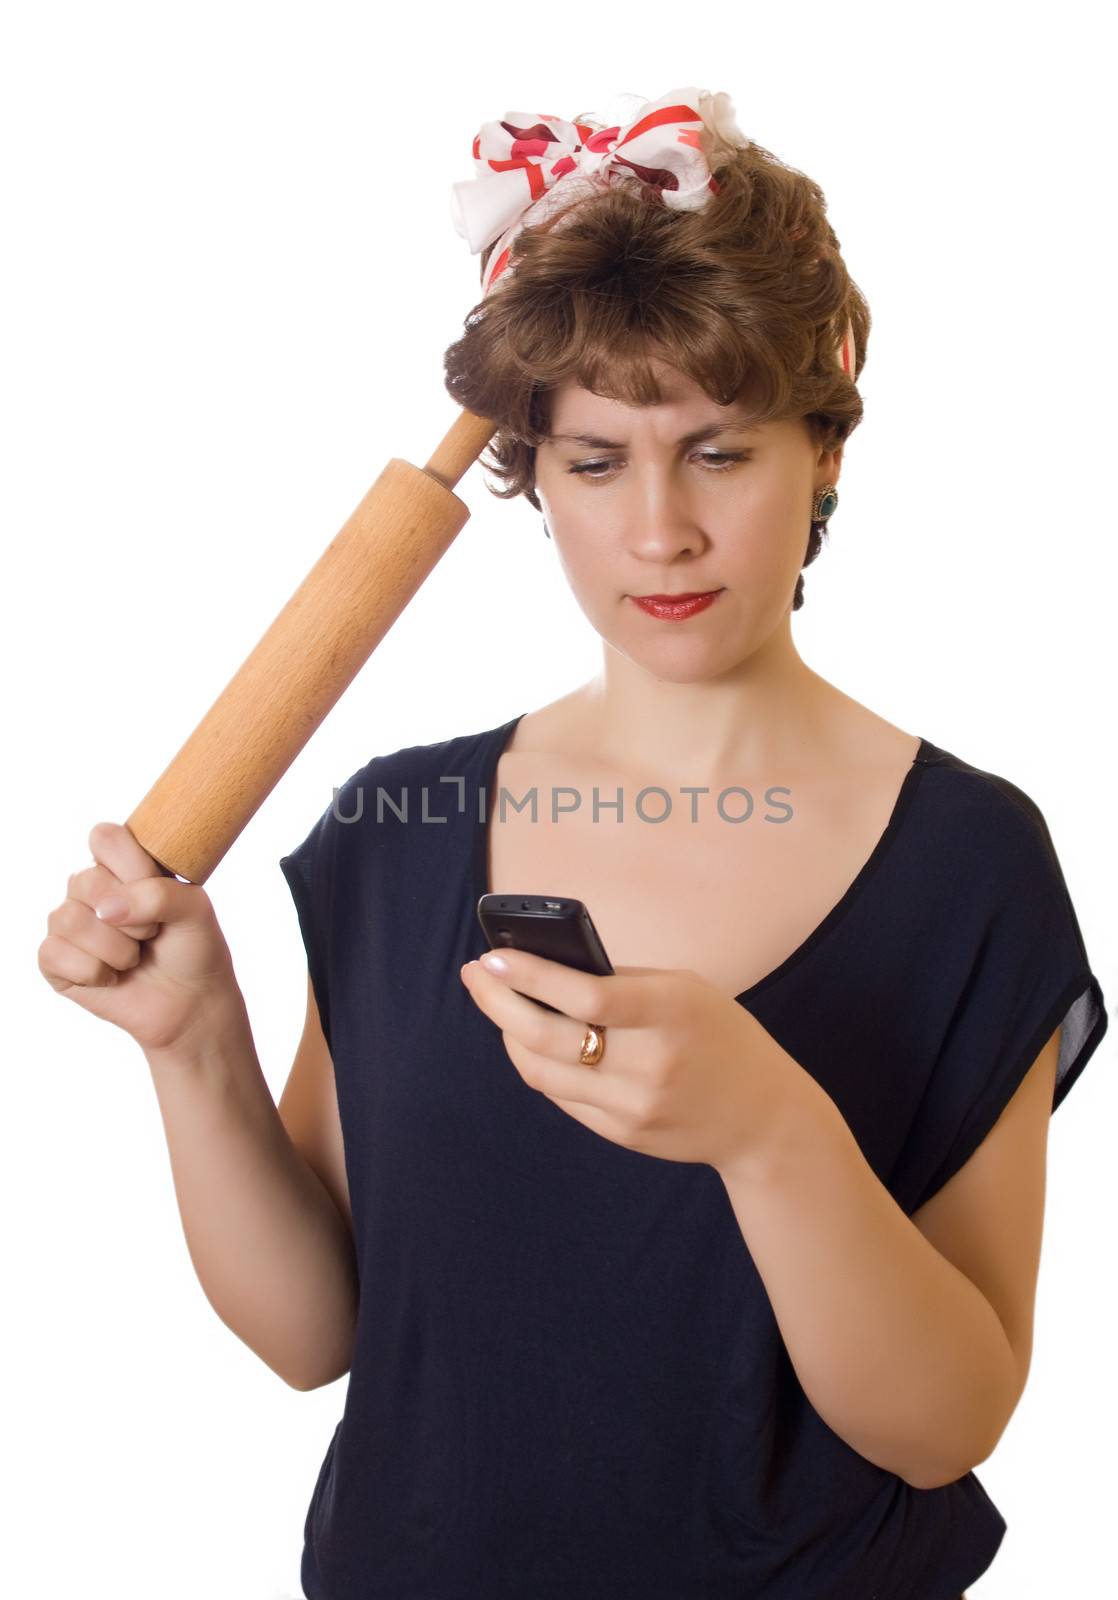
[628,589,724,619]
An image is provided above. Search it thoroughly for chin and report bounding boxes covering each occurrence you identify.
[617,639,756,685]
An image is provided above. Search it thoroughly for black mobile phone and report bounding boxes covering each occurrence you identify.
[475,893,614,1016]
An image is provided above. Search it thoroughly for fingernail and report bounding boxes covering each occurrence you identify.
[479,952,509,975]
[95,895,129,922]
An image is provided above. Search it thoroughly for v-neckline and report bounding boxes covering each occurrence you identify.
[472,712,931,1006]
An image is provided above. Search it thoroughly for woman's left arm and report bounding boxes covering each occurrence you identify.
[717,1014,1057,1490]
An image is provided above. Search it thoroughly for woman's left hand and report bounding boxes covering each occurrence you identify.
[460,948,805,1177]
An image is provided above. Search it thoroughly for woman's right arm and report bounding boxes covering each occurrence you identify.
[144,982,359,1391]
[39,820,358,1392]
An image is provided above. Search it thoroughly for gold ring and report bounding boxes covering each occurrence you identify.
[578,1023,606,1067]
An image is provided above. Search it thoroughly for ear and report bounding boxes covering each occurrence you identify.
[817,441,845,483]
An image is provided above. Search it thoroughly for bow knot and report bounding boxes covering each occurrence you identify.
[452,87,746,297]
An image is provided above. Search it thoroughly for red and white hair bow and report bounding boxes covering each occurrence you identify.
[450,86,856,378]
[451,87,746,299]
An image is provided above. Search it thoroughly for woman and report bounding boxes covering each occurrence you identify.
[279,88,1106,1598]
[41,89,1106,1599]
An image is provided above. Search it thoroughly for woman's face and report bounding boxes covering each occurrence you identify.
[533,366,843,682]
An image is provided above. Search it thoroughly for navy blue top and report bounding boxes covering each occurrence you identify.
[279,712,1108,1600]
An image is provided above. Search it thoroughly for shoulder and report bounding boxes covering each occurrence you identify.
[353,719,508,811]
[317,719,510,849]
[332,718,502,794]
[919,739,1047,829]
[915,739,1066,900]
[284,720,503,888]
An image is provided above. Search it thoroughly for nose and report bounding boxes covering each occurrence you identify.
[622,475,710,564]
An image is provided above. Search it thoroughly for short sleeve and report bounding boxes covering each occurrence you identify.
[279,797,344,1058]
[895,788,1108,1215]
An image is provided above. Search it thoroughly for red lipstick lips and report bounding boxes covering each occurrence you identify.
[629,589,723,621]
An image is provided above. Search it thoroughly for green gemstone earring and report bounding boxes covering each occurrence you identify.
[811,484,839,526]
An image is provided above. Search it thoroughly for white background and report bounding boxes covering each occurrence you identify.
[4,2,1114,1596]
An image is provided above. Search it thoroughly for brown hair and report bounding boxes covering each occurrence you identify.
[442,136,871,610]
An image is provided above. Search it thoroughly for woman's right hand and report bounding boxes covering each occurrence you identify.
[38,820,244,1057]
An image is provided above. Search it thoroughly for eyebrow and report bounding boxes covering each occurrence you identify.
[547,419,761,449]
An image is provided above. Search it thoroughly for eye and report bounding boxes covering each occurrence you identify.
[567,450,750,482]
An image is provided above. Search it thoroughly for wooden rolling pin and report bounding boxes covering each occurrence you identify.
[125,408,497,884]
